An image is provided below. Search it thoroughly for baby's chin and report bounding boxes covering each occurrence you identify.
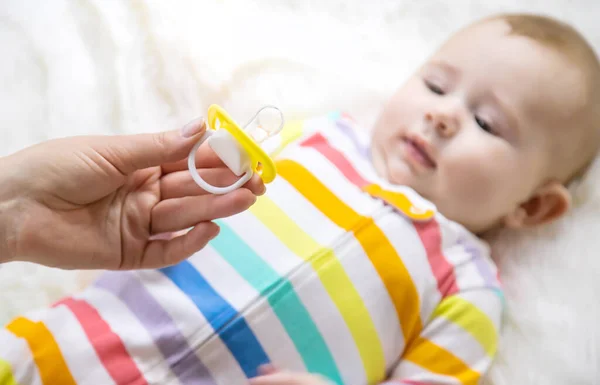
[370,144,435,197]
[378,155,415,187]
[381,159,435,200]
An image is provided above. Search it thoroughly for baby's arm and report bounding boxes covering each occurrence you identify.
[383,288,503,385]
[250,288,502,385]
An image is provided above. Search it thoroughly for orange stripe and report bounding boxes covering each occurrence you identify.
[300,132,435,221]
[6,317,77,385]
[277,159,423,343]
[404,337,481,385]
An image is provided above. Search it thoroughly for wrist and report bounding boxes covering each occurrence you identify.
[0,156,24,263]
[0,199,18,263]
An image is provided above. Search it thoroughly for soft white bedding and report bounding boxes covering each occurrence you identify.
[1,1,599,383]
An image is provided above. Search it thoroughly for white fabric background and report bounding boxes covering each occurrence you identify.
[1,1,599,383]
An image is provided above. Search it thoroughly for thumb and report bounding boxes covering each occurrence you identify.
[98,117,207,174]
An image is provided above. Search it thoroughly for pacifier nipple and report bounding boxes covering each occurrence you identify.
[243,105,284,144]
[187,104,285,195]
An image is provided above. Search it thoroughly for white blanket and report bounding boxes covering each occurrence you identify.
[1,1,599,383]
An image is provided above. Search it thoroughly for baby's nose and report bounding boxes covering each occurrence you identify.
[425,111,458,137]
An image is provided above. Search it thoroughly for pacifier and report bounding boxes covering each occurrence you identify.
[188,104,285,194]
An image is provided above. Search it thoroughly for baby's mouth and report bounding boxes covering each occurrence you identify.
[402,136,437,170]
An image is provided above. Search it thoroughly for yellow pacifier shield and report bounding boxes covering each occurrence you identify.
[207,104,278,183]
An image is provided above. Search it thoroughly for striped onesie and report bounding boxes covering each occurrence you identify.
[0,112,504,385]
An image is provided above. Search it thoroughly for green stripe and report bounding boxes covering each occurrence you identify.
[212,220,343,384]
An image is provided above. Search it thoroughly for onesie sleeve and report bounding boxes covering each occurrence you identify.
[381,288,504,385]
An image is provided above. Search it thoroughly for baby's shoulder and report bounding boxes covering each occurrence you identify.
[435,216,504,300]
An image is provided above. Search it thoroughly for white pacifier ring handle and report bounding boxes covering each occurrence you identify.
[187,131,253,195]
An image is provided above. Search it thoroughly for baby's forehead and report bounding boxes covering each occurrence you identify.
[435,16,600,181]
[433,20,589,126]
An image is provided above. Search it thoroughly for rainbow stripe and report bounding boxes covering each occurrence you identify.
[0,359,18,385]
[299,130,460,297]
[160,261,270,379]
[6,317,76,385]
[249,193,385,383]
[0,112,503,385]
[53,298,147,385]
[55,298,147,385]
[431,296,498,357]
[413,221,459,296]
[209,221,343,383]
[274,159,423,347]
[95,272,217,384]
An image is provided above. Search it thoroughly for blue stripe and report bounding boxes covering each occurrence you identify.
[160,261,270,379]
[327,111,341,120]
[212,220,343,384]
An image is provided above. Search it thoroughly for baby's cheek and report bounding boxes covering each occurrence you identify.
[385,80,426,121]
[438,165,508,231]
[444,154,514,208]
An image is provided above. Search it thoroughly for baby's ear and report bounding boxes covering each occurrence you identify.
[504,181,572,228]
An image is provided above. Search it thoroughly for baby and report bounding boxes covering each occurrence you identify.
[2,12,600,385]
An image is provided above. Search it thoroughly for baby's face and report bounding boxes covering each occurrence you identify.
[370,19,584,233]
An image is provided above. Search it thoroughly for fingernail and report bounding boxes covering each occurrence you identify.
[181,117,205,138]
[210,226,220,240]
[258,364,277,375]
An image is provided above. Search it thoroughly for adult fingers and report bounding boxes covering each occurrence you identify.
[150,188,257,234]
[161,140,224,174]
[248,372,320,385]
[160,169,265,199]
[141,222,220,268]
[96,117,207,174]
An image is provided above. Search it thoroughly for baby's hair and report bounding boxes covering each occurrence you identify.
[493,13,600,82]
[486,13,600,183]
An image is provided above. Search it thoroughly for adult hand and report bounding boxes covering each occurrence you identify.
[249,366,334,385]
[0,117,265,269]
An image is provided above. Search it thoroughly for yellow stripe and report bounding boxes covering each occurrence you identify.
[250,196,385,384]
[404,337,481,385]
[267,120,305,159]
[431,295,498,357]
[277,160,423,341]
[0,359,19,385]
[280,120,305,148]
[6,317,77,385]
[259,159,425,380]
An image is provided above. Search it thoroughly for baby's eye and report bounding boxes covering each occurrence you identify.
[424,80,444,95]
[475,115,495,135]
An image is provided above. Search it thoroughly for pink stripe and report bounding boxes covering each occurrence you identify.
[301,132,370,187]
[414,221,459,296]
[340,111,356,122]
[301,128,459,298]
[54,297,148,385]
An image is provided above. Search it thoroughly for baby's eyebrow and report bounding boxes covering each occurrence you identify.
[426,60,460,80]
